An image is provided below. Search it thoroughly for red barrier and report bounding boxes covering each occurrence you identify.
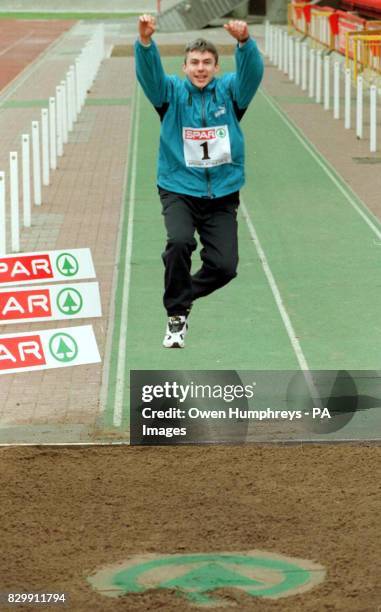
[288,2,381,64]
[310,6,336,49]
[303,4,312,23]
[329,13,339,36]
[336,10,366,55]
[341,0,381,19]
[289,1,311,35]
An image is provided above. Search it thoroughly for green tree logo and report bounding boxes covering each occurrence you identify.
[49,333,78,362]
[216,128,226,138]
[56,253,79,277]
[56,288,83,315]
[88,552,325,606]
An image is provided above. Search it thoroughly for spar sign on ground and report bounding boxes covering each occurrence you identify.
[0,248,95,287]
[0,326,101,374]
[0,282,101,324]
[0,248,102,374]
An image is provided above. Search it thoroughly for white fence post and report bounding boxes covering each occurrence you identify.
[69,65,77,124]
[277,28,283,69]
[273,27,278,65]
[288,37,294,80]
[10,152,20,252]
[66,71,73,133]
[324,54,330,110]
[272,26,277,63]
[283,31,289,74]
[334,61,340,119]
[302,43,308,91]
[56,85,64,157]
[32,121,42,206]
[356,76,363,139]
[344,68,351,129]
[49,97,57,170]
[316,51,322,103]
[41,108,50,186]
[61,79,68,144]
[268,25,273,61]
[308,48,315,98]
[75,57,82,114]
[370,84,377,153]
[21,134,31,227]
[295,39,301,86]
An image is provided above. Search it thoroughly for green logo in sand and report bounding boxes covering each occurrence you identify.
[88,551,325,606]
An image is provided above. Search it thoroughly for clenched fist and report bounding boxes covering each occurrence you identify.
[224,20,250,43]
[139,14,156,45]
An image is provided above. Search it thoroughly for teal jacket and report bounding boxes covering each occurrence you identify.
[134,38,264,198]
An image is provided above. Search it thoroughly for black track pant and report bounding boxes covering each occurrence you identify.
[159,187,240,316]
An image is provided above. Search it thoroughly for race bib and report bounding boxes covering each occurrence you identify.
[183,125,232,168]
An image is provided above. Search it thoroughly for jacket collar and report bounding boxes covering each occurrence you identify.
[184,76,217,94]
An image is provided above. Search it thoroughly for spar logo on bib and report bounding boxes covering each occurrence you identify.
[184,128,217,141]
[183,124,232,168]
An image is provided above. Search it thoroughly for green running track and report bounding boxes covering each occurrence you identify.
[103,57,381,430]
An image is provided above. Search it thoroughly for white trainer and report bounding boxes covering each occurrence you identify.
[163,315,188,348]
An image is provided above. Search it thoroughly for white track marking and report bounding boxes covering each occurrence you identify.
[259,87,381,242]
[241,198,324,409]
[0,32,34,57]
[99,85,138,417]
[113,87,141,427]
[240,198,310,371]
[100,86,137,420]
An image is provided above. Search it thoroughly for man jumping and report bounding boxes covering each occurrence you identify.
[135,15,264,348]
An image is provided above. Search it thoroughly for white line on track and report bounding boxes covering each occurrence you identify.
[112,87,141,428]
[241,198,327,408]
[0,32,34,58]
[259,87,381,242]
[99,85,137,418]
[240,198,310,371]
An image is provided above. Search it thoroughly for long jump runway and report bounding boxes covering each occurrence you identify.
[1,40,381,611]
[103,55,381,440]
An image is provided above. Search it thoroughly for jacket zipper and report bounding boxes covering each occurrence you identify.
[201,91,212,198]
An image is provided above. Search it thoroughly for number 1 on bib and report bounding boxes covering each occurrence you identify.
[200,142,211,160]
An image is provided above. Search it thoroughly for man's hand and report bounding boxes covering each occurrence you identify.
[224,20,250,43]
[139,14,156,45]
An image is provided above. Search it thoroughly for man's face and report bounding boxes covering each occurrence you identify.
[183,50,219,88]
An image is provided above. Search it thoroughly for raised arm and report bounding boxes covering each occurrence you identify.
[134,14,170,108]
[223,20,264,110]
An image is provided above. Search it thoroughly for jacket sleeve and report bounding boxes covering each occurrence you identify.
[230,38,264,109]
[134,39,170,108]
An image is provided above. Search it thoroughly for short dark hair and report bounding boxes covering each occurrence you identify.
[184,38,219,64]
